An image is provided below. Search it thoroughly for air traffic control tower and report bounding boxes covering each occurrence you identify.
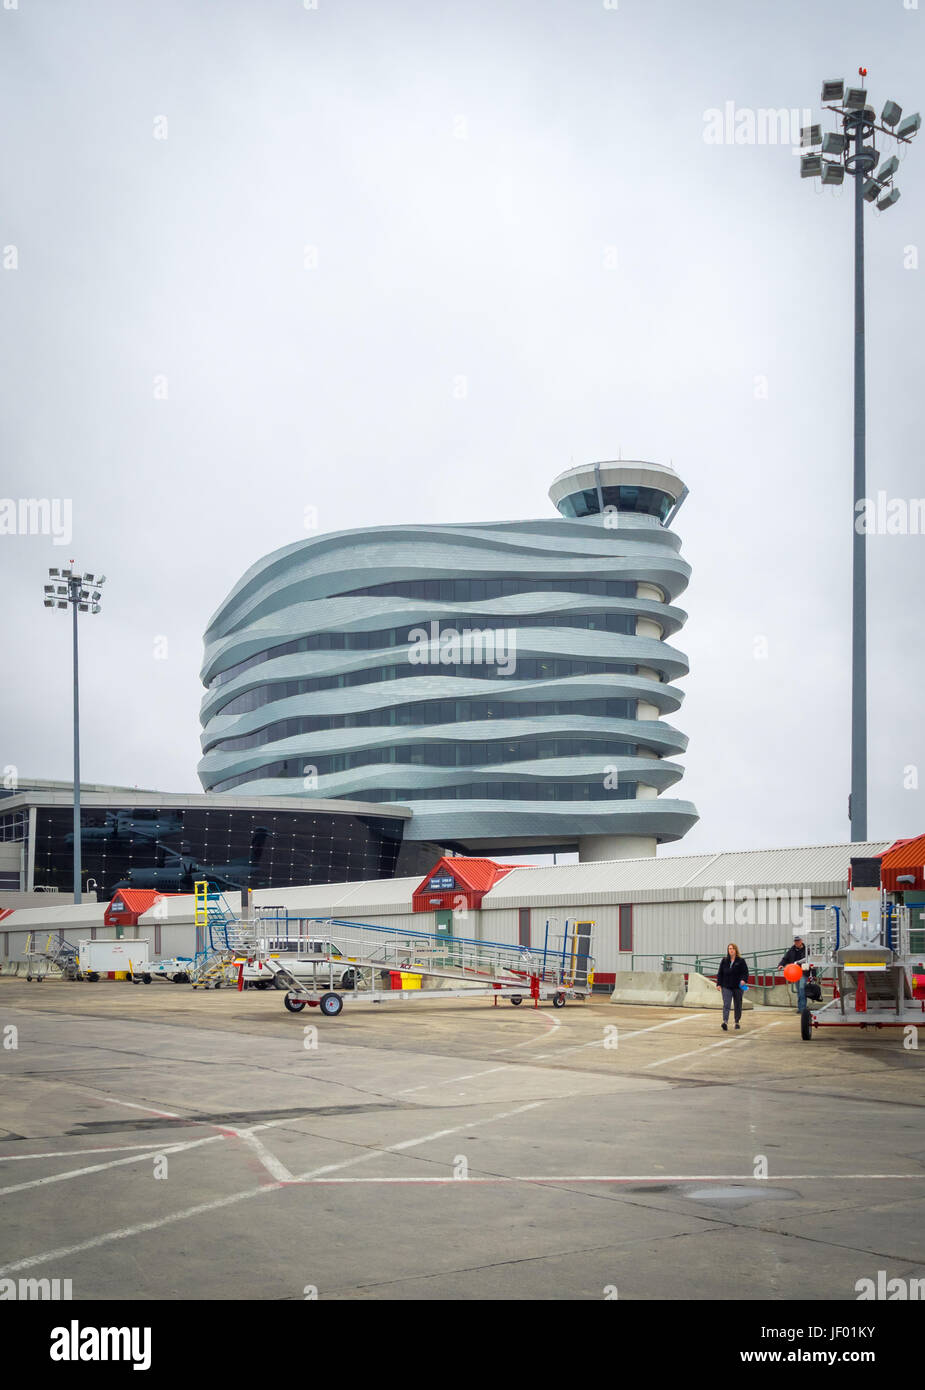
[199,460,697,862]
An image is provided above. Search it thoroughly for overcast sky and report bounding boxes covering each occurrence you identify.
[2,0,923,858]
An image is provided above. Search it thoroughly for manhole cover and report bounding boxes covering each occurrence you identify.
[683,1184,796,1204]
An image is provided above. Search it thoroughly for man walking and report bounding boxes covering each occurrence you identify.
[779,929,809,1012]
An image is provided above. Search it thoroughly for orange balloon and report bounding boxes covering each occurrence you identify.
[783,963,803,983]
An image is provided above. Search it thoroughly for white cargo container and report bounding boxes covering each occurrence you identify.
[77,939,150,980]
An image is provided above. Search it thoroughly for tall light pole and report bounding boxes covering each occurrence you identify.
[43,566,106,903]
[801,72,919,844]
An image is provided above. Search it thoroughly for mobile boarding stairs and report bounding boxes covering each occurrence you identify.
[248,911,595,1018]
[800,901,925,1040]
[186,883,254,989]
[20,931,79,982]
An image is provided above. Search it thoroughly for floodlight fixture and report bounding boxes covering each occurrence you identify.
[49,567,59,577]
[897,112,921,139]
[877,154,899,182]
[862,179,881,202]
[91,603,101,615]
[801,124,823,147]
[801,153,823,178]
[844,87,868,110]
[822,79,844,103]
[882,100,902,127]
[822,131,847,156]
[877,186,901,209]
[56,600,67,610]
[821,161,845,185]
[43,598,54,608]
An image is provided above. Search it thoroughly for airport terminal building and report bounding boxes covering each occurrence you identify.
[198,461,698,862]
[0,781,441,899]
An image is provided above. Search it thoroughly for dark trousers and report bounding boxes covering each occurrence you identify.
[721,985,743,1023]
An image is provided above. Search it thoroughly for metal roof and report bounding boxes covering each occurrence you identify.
[483,841,895,906]
[252,877,421,916]
[0,901,108,927]
[138,892,242,924]
[0,788,409,818]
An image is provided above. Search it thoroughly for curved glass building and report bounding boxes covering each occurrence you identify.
[199,461,698,860]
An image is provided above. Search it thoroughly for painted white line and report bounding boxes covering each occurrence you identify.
[623,1013,706,1039]
[488,1008,564,1054]
[0,1134,224,1198]
[0,1114,304,1200]
[2,1161,923,1275]
[0,1143,175,1162]
[296,1100,546,1180]
[0,1101,548,1275]
[89,1097,184,1119]
[535,1013,703,1059]
[230,1128,293,1183]
[644,1022,783,1070]
[398,1064,513,1094]
[293,1172,925,1185]
[62,1084,184,1120]
[0,1181,284,1277]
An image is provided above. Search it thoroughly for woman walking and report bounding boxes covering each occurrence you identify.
[716,942,749,1031]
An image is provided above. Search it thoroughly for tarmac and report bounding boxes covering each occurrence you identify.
[0,976,923,1300]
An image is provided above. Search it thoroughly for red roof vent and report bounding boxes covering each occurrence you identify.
[103,889,179,927]
[411,856,522,913]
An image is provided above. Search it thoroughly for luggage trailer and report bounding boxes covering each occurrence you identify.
[800,866,925,1040]
[248,912,595,1018]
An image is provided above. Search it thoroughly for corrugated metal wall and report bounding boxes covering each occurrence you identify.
[481,897,848,975]
[0,891,849,980]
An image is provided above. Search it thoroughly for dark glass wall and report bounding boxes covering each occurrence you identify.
[29,805,407,898]
[205,696,637,755]
[208,611,637,689]
[557,486,674,522]
[212,659,639,718]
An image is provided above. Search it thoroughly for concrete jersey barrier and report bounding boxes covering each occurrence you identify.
[610,971,686,1007]
[684,969,754,1010]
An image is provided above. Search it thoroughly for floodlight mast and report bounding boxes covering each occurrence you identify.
[803,69,918,844]
[42,565,105,903]
[847,101,876,848]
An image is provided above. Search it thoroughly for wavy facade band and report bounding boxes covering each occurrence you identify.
[198,461,698,860]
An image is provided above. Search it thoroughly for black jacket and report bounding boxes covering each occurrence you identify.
[778,941,807,968]
[716,954,749,989]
